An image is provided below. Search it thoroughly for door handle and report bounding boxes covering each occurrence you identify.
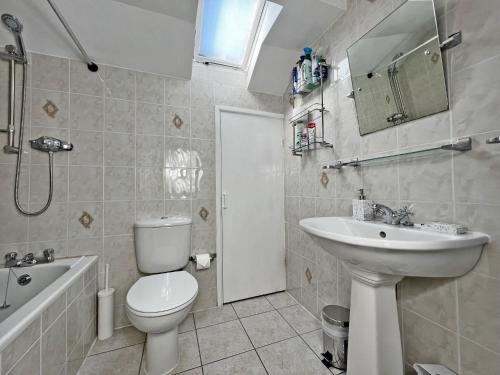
[222,192,228,209]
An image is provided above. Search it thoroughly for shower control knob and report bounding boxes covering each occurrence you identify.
[29,136,73,152]
[5,44,16,54]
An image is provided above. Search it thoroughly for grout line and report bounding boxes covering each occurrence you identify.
[88,341,145,358]
[138,344,146,375]
[200,348,256,367]
[402,306,457,334]
[236,310,270,375]
[192,322,204,375]
[455,279,462,374]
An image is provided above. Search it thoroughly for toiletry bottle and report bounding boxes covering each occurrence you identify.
[303,48,313,90]
[302,126,309,147]
[307,122,316,143]
[297,57,305,93]
[318,57,328,80]
[291,67,298,95]
[295,121,304,149]
[352,188,374,221]
[312,53,319,86]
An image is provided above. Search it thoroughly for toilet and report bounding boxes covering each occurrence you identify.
[126,217,198,375]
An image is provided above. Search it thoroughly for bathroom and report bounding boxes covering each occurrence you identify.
[0,0,498,374]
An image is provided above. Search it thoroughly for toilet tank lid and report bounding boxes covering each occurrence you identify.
[135,217,192,228]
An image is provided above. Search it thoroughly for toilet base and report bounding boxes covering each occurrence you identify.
[145,328,179,375]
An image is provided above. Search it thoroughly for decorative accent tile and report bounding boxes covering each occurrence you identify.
[79,211,94,229]
[305,267,312,283]
[42,100,59,118]
[320,172,329,188]
[172,113,184,129]
[199,207,209,221]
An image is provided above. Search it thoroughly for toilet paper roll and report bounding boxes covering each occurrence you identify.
[195,254,211,270]
[413,364,457,375]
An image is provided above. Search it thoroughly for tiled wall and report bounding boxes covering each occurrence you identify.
[0,54,282,327]
[0,261,97,375]
[284,0,500,374]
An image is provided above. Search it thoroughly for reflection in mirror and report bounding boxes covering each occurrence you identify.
[347,0,448,135]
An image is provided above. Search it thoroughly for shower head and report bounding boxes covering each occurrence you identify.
[1,14,23,33]
[1,14,26,60]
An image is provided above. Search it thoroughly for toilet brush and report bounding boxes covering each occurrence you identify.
[98,263,115,340]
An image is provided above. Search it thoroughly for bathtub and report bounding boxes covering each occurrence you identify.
[0,256,98,374]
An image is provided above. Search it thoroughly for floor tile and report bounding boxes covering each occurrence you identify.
[297,331,346,375]
[178,368,203,375]
[240,310,296,348]
[179,314,195,333]
[300,329,324,356]
[80,343,143,375]
[203,350,267,375]
[197,320,253,364]
[194,305,237,329]
[89,326,145,356]
[174,331,201,374]
[266,291,298,309]
[257,337,331,375]
[278,305,321,334]
[232,296,274,318]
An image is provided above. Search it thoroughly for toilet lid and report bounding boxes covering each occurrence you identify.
[127,271,198,315]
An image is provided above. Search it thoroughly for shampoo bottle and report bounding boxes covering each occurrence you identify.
[352,189,374,221]
[302,47,313,91]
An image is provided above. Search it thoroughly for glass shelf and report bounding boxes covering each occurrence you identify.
[289,103,326,125]
[323,137,472,169]
[290,139,333,155]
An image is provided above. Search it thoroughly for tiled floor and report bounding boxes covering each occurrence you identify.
[79,292,346,375]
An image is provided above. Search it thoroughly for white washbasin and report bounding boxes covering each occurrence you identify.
[299,217,490,375]
[299,216,489,277]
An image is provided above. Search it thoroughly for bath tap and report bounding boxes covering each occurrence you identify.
[372,203,414,226]
[4,249,55,267]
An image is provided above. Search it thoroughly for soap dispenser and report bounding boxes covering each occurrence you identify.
[352,189,374,221]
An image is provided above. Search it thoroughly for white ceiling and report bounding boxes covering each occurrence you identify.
[0,0,197,79]
[0,0,346,95]
[247,0,346,96]
[112,0,198,23]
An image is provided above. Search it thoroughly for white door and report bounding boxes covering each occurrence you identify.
[219,108,285,303]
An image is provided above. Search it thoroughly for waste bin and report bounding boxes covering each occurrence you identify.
[321,305,350,370]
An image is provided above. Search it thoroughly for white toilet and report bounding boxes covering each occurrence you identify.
[126,217,198,375]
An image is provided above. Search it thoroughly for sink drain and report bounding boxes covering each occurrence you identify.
[379,231,387,238]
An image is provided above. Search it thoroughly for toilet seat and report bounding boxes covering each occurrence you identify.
[126,271,198,317]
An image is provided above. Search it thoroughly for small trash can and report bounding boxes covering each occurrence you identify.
[321,305,350,370]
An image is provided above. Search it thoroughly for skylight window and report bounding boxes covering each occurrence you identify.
[196,0,264,67]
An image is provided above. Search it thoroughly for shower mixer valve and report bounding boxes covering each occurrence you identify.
[29,136,73,152]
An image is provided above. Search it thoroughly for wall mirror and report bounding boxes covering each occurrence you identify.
[347,0,448,135]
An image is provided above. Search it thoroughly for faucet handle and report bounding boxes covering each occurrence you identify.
[398,204,415,216]
[43,248,55,261]
[5,252,17,261]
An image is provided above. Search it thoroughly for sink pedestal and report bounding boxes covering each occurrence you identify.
[347,267,404,375]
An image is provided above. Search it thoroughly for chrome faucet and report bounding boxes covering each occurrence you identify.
[372,203,414,226]
[4,249,55,267]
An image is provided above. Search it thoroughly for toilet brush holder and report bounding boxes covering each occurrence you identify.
[98,288,115,340]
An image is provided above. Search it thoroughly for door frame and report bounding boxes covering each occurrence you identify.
[215,105,285,306]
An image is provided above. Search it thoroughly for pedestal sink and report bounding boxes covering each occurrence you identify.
[299,217,489,375]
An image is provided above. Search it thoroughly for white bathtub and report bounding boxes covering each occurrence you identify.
[0,256,98,352]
